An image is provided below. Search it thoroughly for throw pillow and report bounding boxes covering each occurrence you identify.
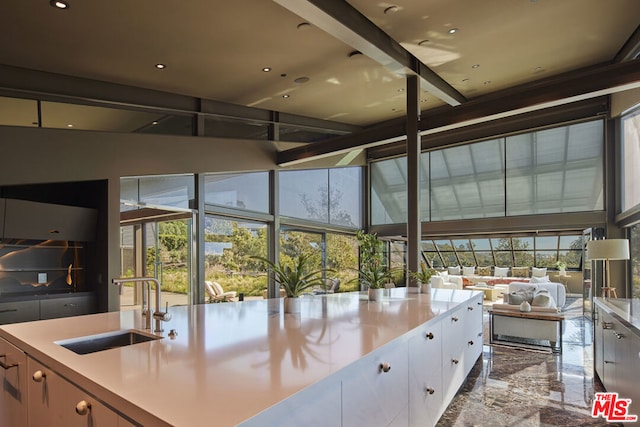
[532,290,557,308]
[511,266,529,278]
[477,266,491,276]
[448,266,461,275]
[462,266,475,276]
[508,289,535,305]
[494,266,509,277]
[530,275,550,283]
[438,271,449,279]
[532,267,547,277]
[431,276,445,287]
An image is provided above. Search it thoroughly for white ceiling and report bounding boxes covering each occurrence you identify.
[1,0,639,127]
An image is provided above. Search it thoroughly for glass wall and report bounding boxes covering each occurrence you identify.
[371,119,605,224]
[204,172,269,213]
[420,233,582,270]
[622,106,640,212]
[121,174,194,210]
[203,216,268,299]
[506,120,604,215]
[431,139,505,220]
[631,224,640,299]
[279,167,362,228]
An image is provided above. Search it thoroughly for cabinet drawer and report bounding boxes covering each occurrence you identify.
[0,337,28,426]
[40,295,96,320]
[0,300,40,324]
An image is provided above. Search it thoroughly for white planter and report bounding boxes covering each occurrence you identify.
[283,297,301,313]
[368,288,384,301]
[419,282,432,294]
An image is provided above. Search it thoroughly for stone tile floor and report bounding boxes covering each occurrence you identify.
[437,297,622,426]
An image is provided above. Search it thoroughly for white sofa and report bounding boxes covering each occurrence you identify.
[505,281,566,308]
[430,274,463,290]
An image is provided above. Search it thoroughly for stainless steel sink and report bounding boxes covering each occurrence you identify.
[56,330,162,355]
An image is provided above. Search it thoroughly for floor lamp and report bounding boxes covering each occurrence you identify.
[586,238,630,298]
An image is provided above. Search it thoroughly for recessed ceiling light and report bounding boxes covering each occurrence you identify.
[397,88,405,93]
[348,51,363,59]
[462,78,470,82]
[297,22,311,30]
[282,94,290,98]
[66,124,73,127]
[152,121,158,125]
[262,67,272,72]
[155,63,166,70]
[294,76,310,84]
[418,40,430,46]
[448,28,459,34]
[471,64,480,69]
[50,0,69,9]
[483,81,491,85]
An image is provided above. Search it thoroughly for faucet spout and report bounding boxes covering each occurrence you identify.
[112,277,171,332]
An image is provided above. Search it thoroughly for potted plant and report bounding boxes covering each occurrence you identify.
[556,260,567,276]
[410,262,436,294]
[354,231,400,301]
[253,254,327,313]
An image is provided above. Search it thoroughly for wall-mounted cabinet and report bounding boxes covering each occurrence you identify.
[2,198,97,242]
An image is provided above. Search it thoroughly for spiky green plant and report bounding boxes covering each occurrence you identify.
[253,254,329,298]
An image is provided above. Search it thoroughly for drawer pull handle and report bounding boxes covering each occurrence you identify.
[452,359,459,365]
[613,332,624,339]
[425,387,435,395]
[64,303,77,307]
[379,362,391,373]
[0,355,18,370]
[468,340,474,346]
[426,332,434,340]
[452,316,459,322]
[467,306,473,311]
[75,400,91,416]
[32,370,46,382]
[604,360,614,364]
[0,309,18,314]
[601,321,613,330]
[477,301,482,306]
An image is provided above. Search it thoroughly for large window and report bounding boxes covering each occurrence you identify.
[631,224,640,299]
[506,120,604,215]
[431,139,505,220]
[370,119,605,224]
[279,167,362,228]
[622,106,640,212]
[421,233,582,270]
[204,171,269,213]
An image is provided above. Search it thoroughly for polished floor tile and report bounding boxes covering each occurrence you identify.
[437,298,622,427]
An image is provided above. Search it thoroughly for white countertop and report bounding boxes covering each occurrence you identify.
[0,288,478,426]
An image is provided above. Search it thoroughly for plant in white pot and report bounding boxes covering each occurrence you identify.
[354,231,399,301]
[253,254,327,313]
[410,262,436,294]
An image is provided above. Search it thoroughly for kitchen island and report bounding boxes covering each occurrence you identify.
[0,288,483,426]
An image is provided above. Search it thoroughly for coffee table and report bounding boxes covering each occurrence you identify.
[489,308,564,353]
[467,285,505,300]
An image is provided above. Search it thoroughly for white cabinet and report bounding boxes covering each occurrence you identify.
[239,375,342,427]
[0,337,27,427]
[342,340,409,427]
[441,294,483,405]
[408,321,443,427]
[28,357,119,427]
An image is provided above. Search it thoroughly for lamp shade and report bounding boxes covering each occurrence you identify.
[586,239,630,261]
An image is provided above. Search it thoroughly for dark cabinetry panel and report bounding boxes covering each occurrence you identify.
[2,198,97,242]
[40,294,96,320]
[0,300,39,324]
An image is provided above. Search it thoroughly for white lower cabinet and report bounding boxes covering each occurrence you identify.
[27,357,119,427]
[342,340,409,427]
[0,337,27,426]
[408,321,443,427]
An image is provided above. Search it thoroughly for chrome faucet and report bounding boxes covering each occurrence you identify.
[112,277,172,332]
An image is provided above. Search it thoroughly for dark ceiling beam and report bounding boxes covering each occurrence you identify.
[277,59,640,166]
[615,24,640,62]
[272,0,466,106]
